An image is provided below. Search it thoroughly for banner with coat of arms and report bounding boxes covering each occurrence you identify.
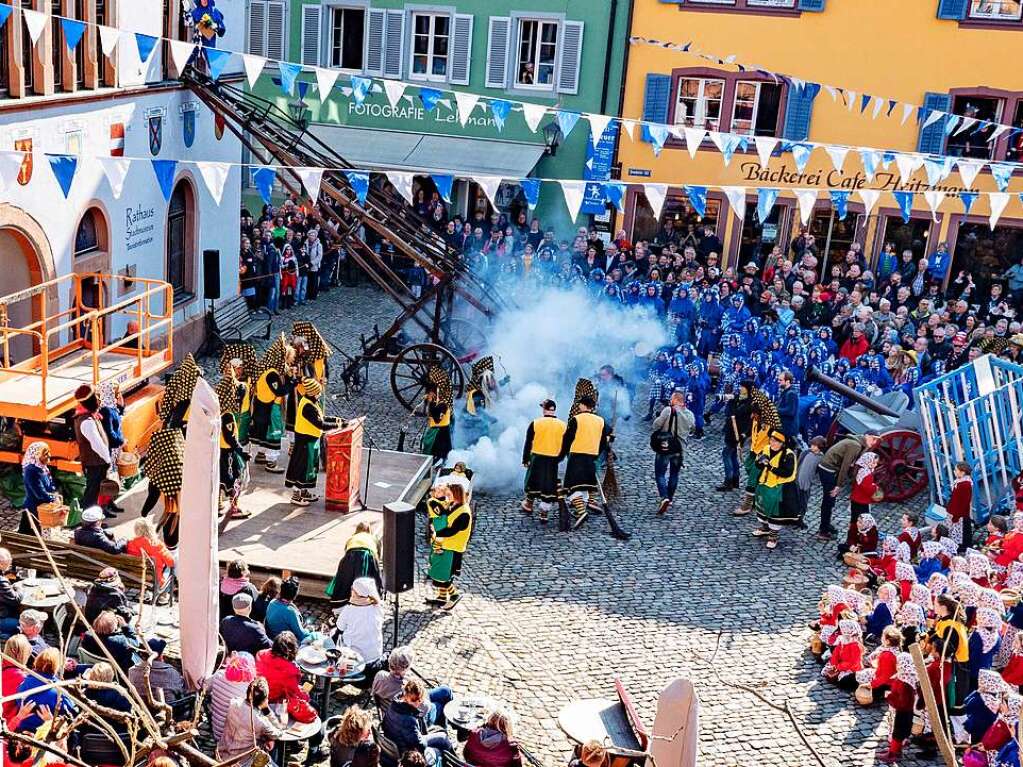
[146,107,166,156]
[180,104,197,149]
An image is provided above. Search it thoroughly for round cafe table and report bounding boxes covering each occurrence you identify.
[18,577,73,610]
[443,695,498,740]
[297,645,365,718]
[272,714,322,767]
[557,698,642,752]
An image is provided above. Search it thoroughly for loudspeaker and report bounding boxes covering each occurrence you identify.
[202,249,221,300]
[382,501,416,594]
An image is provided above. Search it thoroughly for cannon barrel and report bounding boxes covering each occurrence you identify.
[806,366,901,420]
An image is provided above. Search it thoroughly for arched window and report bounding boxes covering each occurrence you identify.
[74,208,102,257]
[166,180,196,300]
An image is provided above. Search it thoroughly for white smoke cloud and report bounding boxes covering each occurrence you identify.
[448,286,669,493]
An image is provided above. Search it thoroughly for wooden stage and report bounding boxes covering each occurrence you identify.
[110,447,434,596]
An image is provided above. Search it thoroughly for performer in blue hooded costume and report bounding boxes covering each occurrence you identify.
[684,362,709,438]
[697,288,723,357]
[669,286,698,346]
[721,293,751,334]
[187,0,227,47]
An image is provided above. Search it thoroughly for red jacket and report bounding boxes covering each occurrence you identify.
[463,729,523,767]
[2,662,27,726]
[845,526,879,552]
[851,473,879,506]
[839,335,870,364]
[947,478,973,523]
[126,536,176,587]
[868,555,897,582]
[871,649,897,689]
[1002,654,1023,686]
[829,642,863,674]
[982,718,1013,752]
[255,650,308,704]
[996,531,1023,568]
[886,680,916,712]
[898,529,921,559]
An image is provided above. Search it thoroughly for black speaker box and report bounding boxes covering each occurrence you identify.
[382,501,416,594]
[202,249,221,300]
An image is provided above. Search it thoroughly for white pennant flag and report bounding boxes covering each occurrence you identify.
[825,146,849,173]
[522,103,547,133]
[683,127,705,160]
[894,153,921,183]
[922,110,945,129]
[389,172,415,204]
[989,192,1010,230]
[169,40,196,75]
[588,113,613,148]
[455,92,479,128]
[382,80,406,109]
[858,189,881,216]
[620,120,636,142]
[197,161,230,206]
[954,116,976,136]
[846,90,857,112]
[643,183,668,220]
[871,97,883,120]
[990,124,1009,142]
[0,152,24,192]
[23,9,46,45]
[560,181,587,223]
[923,190,946,222]
[708,131,727,155]
[824,85,838,101]
[315,67,341,100]
[295,166,325,200]
[722,186,747,221]
[98,24,120,57]
[241,54,266,87]
[95,157,130,200]
[957,159,985,188]
[754,136,777,167]
[475,175,503,208]
[901,103,914,126]
[795,189,817,225]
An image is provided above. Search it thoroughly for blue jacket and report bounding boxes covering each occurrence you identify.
[968,633,1000,678]
[16,673,76,731]
[264,599,310,643]
[927,248,951,279]
[776,387,799,438]
[963,689,998,743]
[99,405,125,449]
[382,700,430,754]
[22,464,56,514]
[864,602,893,640]
[914,557,944,583]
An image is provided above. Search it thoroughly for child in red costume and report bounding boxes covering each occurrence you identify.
[947,461,974,553]
[897,512,922,559]
[877,652,917,764]
[822,619,864,691]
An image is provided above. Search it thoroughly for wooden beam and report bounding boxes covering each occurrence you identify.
[909,642,956,767]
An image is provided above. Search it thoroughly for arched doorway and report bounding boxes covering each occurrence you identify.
[0,227,45,363]
[166,179,197,302]
[72,206,112,344]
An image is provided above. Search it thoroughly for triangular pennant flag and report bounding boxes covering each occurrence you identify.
[0,5,11,29]
[242,54,266,88]
[134,33,158,63]
[683,127,705,160]
[846,90,857,112]
[344,170,370,205]
[383,79,406,109]
[720,134,741,166]
[943,114,961,136]
[454,92,479,128]
[252,167,277,204]
[960,191,978,215]
[859,94,871,113]
[196,161,230,206]
[756,188,779,223]
[47,155,77,198]
[206,48,232,80]
[60,18,86,51]
[295,167,324,201]
[858,188,881,216]
[754,136,777,167]
[490,99,512,131]
[901,103,914,126]
[825,146,848,173]
[823,85,838,101]
[722,186,747,221]
[957,158,984,188]
[643,183,668,220]
[887,99,898,117]
[351,76,373,105]
[96,156,130,199]
[791,143,812,173]
[989,192,1010,230]
[588,114,613,149]
[556,110,581,139]
[620,120,636,142]
[870,96,883,120]
[432,174,454,203]
[923,158,947,188]
[923,190,946,222]
[893,190,914,223]
[829,190,850,220]
[278,61,303,96]
[954,116,977,136]
[894,153,921,183]
[520,178,541,210]
[151,159,177,202]
[860,149,881,182]
[921,110,944,130]
[419,87,443,112]
[314,67,340,99]
[22,8,45,45]
[647,124,670,156]
[474,175,503,208]
[990,163,1013,193]
[522,103,547,133]
[990,124,1009,142]
[169,39,196,75]
[684,185,707,218]
[795,189,817,225]
[603,182,626,211]
[708,131,727,155]
[389,171,414,204]
[98,24,120,57]
[560,180,587,223]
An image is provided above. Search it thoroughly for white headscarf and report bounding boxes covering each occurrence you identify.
[894,652,917,685]
[975,608,1003,654]
[21,441,49,470]
[978,669,1007,712]
[855,451,879,485]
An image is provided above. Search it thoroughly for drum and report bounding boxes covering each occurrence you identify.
[854,684,874,706]
[809,633,824,655]
[37,502,69,529]
[116,451,139,478]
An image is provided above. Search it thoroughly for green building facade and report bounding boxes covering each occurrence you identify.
[246,0,630,230]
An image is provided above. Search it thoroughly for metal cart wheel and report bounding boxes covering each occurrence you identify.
[390,343,466,412]
[873,429,928,502]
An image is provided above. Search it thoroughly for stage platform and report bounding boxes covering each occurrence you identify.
[109,447,434,597]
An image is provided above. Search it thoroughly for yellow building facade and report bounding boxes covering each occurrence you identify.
[617,0,1023,287]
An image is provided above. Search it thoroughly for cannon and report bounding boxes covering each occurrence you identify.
[807,367,928,503]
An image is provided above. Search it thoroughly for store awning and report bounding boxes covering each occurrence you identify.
[310,125,546,178]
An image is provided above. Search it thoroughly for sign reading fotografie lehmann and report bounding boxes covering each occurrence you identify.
[126,205,157,252]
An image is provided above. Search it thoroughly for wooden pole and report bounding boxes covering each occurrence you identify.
[909,642,956,767]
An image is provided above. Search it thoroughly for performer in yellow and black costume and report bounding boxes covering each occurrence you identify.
[158,353,202,433]
[421,367,453,462]
[142,427,185,547]
[560,394,610,529]
[427,480,473,608]
[751,430,799,550]
[463,356,497,444]
[285,377,339,506]
[733,383,782,517]
[215,374,250,510]
[521,398,566,524]
[285,321,332,433]
[219,343,258,445]
[250,335,290,472]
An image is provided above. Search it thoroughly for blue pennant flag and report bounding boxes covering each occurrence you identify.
[791,143,812,173]
[917,106,927,123]
[971,120,990,135]
[206,49,232,80]
[990,163,1013,193]
[887,99,898,117]
[151,160,178,202]
[684,185,707,218]
[135,33,158,63]
[253,167,277,204]
[432,174,454,203]
[960,191,978,215]
[720,134,742,165]
[737,136,749,152]
[647,124,670,156]
[278,62,303,96]
[555,110,581,139]
[351,76,372,105]
[829,190,850,220]
[882,151,896,167]
[344,171,370,204]
[860,149,881,178]
[520,178,541,210]
[859,94,871,113]
[893,191,914,223]
[756,188,779,222]
[48,155,77,198]
[603,182,626,211]
[803,82,821,101]
[0,5,11,29]
[419,87,443,111]
[490,99,512,131]
[61,18,86,51]
[944,115,960,135]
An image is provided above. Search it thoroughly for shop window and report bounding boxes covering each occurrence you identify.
[740,203,787,264]
[947,95,1002,159]
[631,189,721,246]
[731,81,783,136]
[328,7,365,70]
[410,13,450,81]
[880,216,930,262]
[674,77,724,130]
[809,210,862,275]
[968,0,1022,20]
[951,223,1023,296]
[515,18,557,88]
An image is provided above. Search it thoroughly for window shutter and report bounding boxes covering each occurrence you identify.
[556,20,583,95]
[248,1,266,56]
[485,17,510,89]
[936,0,968,19]
[917,92,953,154]
[301,5,322,67]
[266,1,286,62]
[365,9,386,75]
[781,86,816,141]
[640,73,671,143]
[797,0,826,11]
[448,14,473,86]
[383,10,405,78]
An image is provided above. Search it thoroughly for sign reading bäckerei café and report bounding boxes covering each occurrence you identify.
[740,162,973,194]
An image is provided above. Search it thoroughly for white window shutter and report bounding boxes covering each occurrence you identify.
[556,20,583,95]
[301,5,322,67]
[448,14,473,86]
[266,1,287,62]
[248,0,267,56]
[365,9,386,75]
[485,17,510,89]
[383,10,405,78]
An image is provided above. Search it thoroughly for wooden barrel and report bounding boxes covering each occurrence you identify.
[37,502,69,529]
[116,451,139,478]
[854,684,874,706]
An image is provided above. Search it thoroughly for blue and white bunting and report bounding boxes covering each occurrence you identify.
[560,180,587,223]
[474,175,503,208]
[893,191,914,223]
[990,163,1013,193]
[829,190,850,220]
[314,67,340,99]
[860,150,881,182]
[519,178,541,210]
[243,54,267,88]
[151,159,178,202]
[643,183,668,220]
[22,9,45,45]
[790,143,812,173]
[455,92,479,127]
[95,157,130,200]
[683,128,705,160]
[134,33,158,63]
[990,192,1010,229]
[647,124,670,156]
[894,153,922,184]
[419,88,443,111]
[588,114,613,150]
[756,188,779,222]
[603,182,626,211]
[684,185,707,218]
[278,62,303,96]
[490,99,512,131]
[555,111,581,140]
[522,103,547,133]
[197,161,230,206]
[825,146,848,173]
[388,172,414,205]
[48,155,77,198]
[432,174,454,203]
[60,18,86,51]
[296,167,324,201]
[344,171,370,204]
[205,48,232,80]
[252,167,277,204]
[960,191,978,215]
[723,186,746,221]
[858,189,881,216]
[169,40,196,75]
[351,76,373,105]
[923,190,946,222]
[754,137,777,167]
[795,189,817,225]
[923,157,953,187]
[0,5,11,29]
